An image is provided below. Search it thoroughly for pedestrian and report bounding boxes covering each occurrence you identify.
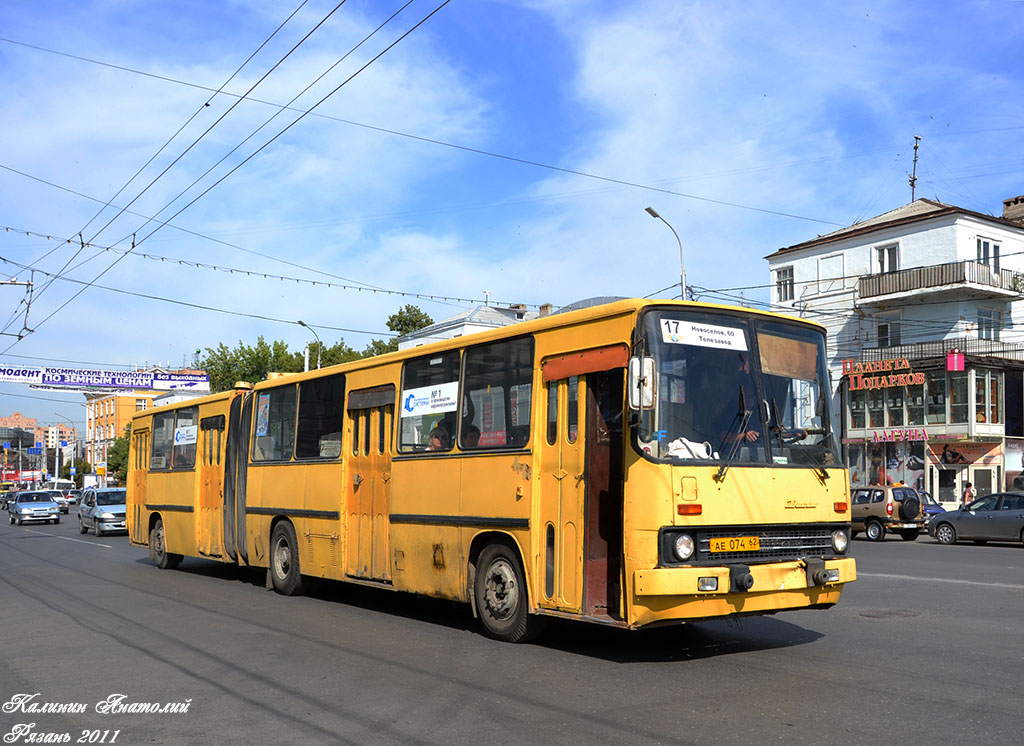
[962,481,976,507]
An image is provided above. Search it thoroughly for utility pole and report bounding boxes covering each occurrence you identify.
[909,135,922,201]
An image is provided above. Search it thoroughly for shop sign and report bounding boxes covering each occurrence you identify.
[872,428,927,442]
[842,357,925,391]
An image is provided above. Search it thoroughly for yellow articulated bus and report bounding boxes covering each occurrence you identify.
[127,299,855,641]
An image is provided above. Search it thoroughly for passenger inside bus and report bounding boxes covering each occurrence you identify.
[427,427,450,451]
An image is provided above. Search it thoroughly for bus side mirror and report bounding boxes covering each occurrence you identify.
[628,357,656,410]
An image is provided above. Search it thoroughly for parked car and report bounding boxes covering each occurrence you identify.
[851,484,925,541]
[917,489,946,526]
[7,491,62,525]
[78,488,127,536]
[929,492,1024,545]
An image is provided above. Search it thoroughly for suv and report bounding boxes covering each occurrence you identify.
[851,485,925,541]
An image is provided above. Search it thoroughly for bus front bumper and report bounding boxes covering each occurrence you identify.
[630,557,857,626]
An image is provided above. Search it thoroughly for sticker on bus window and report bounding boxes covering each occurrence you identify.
[660,319,748,351]
[400,381,459,418]
[255,393,270,436]
[174,425,198,446]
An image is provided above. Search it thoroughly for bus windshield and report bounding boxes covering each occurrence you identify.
[635,308,841,467]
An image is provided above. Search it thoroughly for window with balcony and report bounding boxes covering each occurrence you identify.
[978,309,1002,341]
[775,267,794,302]
[977,237,1000,271]
[877,316,901,347]
[876,244,898,274]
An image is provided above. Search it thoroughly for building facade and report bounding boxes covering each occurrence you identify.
[767,195,1024,506]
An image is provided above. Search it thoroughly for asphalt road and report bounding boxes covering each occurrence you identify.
[1,510,1022,746]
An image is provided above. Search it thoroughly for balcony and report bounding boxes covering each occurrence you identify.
[861,336,1024,363]
[857,260,1024,306]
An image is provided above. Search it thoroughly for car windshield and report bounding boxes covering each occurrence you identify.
[95,491,126,506]
[634,309,841,467]
[20,494,49,503]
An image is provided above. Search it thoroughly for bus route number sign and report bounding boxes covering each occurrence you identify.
[709,536,760,552]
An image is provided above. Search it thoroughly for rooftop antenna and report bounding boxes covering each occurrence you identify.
[909,135,922,201]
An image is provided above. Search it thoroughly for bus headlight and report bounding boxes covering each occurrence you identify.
[673,533,695,561]
[831,529,849,554]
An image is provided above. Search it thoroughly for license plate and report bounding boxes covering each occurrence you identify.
[709,536,760,552]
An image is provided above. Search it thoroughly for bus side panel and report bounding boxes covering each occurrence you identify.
[302,461,345,579]
[148,470,198,559]
[389,457,463,599]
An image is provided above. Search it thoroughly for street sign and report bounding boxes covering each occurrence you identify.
[35,442,42,448]
[27,447,42,455]
[70,467,77,475]
[60,440,68,447]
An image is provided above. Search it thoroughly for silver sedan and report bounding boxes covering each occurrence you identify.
[929,492,1024,545]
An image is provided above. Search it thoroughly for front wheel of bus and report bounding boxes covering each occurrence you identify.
[475,544,544,643]
[151,518,182,570]
[270,522,309,596]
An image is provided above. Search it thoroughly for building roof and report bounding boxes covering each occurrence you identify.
[399,304,539,345]
[766,198,1024,260]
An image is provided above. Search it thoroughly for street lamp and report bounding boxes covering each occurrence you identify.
[53,412,77,482]
[298,320,321,371]
[645,206,686,301]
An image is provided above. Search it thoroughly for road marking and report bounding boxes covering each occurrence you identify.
[860,572,1024,591]
[24,527,113,548]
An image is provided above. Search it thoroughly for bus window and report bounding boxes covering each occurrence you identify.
[172,407,198,469]
[295,373,344,459]
[151,412,174,470]
[252,386,297,462]
[461,336,534,449]
[399,351,460,452]
[546,381,557,445]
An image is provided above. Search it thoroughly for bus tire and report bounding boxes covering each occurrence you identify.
[474,543,544,643]
[151,518,182,570]
[270,521,308,596]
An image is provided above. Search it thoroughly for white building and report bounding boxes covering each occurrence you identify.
[398,303,552,350]
[766,195,1024,505]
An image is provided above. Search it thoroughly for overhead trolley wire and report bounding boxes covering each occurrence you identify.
[17,1,318,314]
[0,1,454,356]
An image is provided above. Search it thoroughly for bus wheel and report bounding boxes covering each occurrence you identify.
[270,522,308,596]
[474,544,544,643]
[150,518,182,570]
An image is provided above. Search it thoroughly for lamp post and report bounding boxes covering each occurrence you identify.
[298,320,321,371]
[645,206,686,301]
[54,412,76,481]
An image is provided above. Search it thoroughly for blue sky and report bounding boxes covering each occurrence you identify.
[1,0,1022,429]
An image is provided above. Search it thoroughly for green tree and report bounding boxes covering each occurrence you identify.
[60,458,92,488]
[107,424,131,484]
[200,336,302,392]
[362,304,433,357]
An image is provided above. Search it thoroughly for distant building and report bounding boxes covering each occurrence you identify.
[766,194,1024,504]
[398,303,553,350]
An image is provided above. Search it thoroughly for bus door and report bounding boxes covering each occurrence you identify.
[540,345,628,617]
[538,375,585,612]
[345,386,395,581]
[129,428,150,542]
[196,415,226,557]
[582,369,624,619]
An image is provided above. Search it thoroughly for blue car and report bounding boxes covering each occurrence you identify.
[917,490,946,526]
[7,491,62,525]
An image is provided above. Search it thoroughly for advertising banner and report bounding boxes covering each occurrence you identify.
[2,365,210,392]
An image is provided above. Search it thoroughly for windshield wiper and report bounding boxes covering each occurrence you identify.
[714,387,752,483]
[769,397,829,482]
